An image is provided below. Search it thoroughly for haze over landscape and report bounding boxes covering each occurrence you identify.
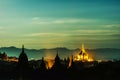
[0,0,120,80]
[0,46,120,61]
[0,0,120,49]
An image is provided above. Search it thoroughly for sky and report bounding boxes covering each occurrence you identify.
[0,0,120,49]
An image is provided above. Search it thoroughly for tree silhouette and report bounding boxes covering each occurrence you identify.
[3,52,8,60]
[40,57,47,71]
[0,52,8,60]
[35,57,47,80]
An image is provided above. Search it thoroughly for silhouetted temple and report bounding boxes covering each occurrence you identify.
[18,45,28,67]
[0,45,120,80]
[51,50,62,70]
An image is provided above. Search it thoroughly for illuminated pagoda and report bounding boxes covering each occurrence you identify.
[74,44,93,62]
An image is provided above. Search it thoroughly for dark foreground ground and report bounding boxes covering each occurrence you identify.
[0,60,120,80]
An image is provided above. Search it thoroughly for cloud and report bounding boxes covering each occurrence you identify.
[96,24,120,30]
[32,17,39,20]
[104,24,120,29]
[72,30,120,35]
[25,29,120,38]
[0,26,3,30]
[0,26,5,34]
[25,33,69,37]
[31,17,97,25]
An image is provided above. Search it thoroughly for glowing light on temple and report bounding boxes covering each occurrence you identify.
[74,44,93,62]
[46,59,54,69]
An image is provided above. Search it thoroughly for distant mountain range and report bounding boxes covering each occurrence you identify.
[0,46,120,61]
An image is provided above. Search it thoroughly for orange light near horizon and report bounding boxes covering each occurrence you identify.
[88,58,94,62]
[8,59,18,62]
[46,59,54,69]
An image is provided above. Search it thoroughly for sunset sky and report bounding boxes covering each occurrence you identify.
[0,0,120,49]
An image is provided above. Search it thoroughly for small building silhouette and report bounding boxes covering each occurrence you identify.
[0,52,8,60]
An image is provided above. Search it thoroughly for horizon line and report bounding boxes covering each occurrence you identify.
[0,46,120,50]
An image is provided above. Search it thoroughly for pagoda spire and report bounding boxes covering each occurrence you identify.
[57,49,58,55]
[22,45,24,53]
[81,43,85,53]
